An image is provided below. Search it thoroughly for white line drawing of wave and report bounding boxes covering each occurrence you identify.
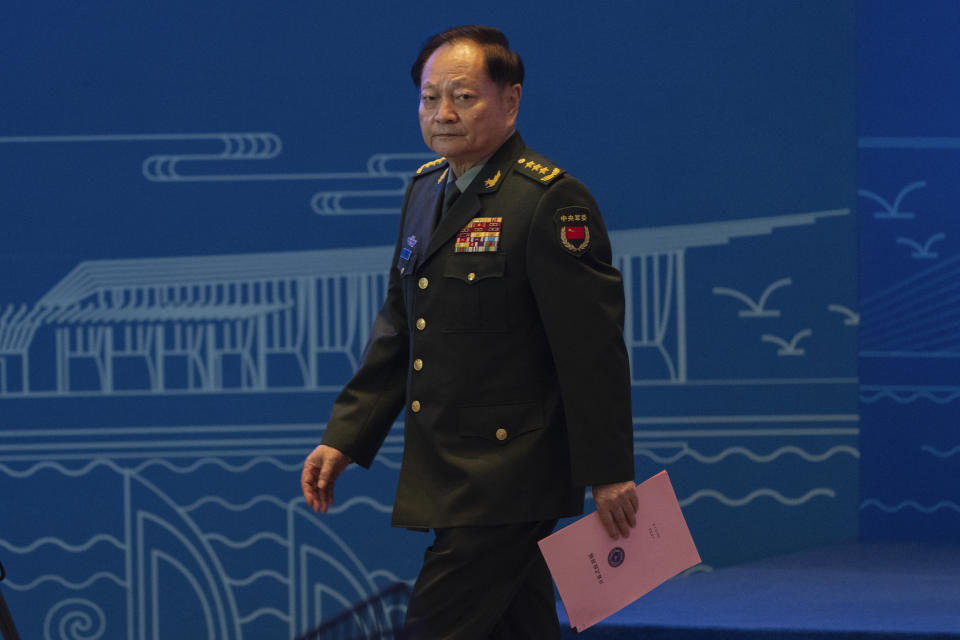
[896,233,946,259]
[858,180,925,219]
[827,304,860,326]
[712,278,791,318]
[222,569,290,588]
[636,445,859,465]
[183,494,291,513]
[0,459,124,478]
[44,598,106,640]
[761,329,812,356]
[860,499,960,514]
[0,534,124,554]
[860,387,960,404]
[205,532,288,549]
[134,455,302,474]
[326,496,394,515]
[680,564,713,577]
[2,571,127,591]
[368,570,417,587]
[237,607,290,625]
[679,487,836,508]
[921,444,960,458]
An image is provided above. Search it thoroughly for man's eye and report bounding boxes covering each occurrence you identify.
[455,94,474,102]
[421,95,437,103]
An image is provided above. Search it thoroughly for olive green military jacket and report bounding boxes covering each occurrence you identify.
[322,132,634,529]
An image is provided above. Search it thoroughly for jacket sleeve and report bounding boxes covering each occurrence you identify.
[320,193,412,468]
[526,176,635,487]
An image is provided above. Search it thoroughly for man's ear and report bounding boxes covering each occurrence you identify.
[504,83,522,117]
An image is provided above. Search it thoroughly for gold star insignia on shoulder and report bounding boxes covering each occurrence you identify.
[514,152,566,185]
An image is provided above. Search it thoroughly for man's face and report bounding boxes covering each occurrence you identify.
[418,40,521,174]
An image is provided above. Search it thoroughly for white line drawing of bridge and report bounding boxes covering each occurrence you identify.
[0,209,848,396]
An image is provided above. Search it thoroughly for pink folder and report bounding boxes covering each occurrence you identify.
[538,470,701,632]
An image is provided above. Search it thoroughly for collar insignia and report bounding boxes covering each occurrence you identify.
[483,169,502,190]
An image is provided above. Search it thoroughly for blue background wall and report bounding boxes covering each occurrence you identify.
[0,2,884,638]
[857,0,960,542]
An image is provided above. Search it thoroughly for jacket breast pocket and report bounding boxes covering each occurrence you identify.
[458,401,544,444]
[441,254,508,332]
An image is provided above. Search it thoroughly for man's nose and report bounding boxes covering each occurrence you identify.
[435,96,457,122]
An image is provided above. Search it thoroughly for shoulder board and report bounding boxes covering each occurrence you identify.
[414,157,446,176]
[513,153,566,185]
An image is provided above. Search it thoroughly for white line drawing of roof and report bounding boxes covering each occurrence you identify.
[609,209,849,254]
[39,248,392,308]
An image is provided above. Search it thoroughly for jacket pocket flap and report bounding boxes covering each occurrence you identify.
[442,254,505,283]
[458,401,543,443]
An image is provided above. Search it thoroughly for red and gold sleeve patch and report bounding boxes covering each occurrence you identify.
[455,217,503,253]
[554,207,591,255]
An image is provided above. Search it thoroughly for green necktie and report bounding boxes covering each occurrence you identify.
[443,181,460,215]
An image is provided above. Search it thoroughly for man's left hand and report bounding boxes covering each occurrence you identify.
[592,481,639,540]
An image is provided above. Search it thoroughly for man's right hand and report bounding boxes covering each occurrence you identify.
[301,444,351,513]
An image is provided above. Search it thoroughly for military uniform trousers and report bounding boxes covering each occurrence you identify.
[403,519,560,640]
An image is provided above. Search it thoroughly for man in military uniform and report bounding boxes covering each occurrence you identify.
[301,25,638,638]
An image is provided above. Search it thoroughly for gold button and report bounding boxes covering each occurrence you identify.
[411,400,421,413]
[467,272,476,282]
[413,358,423,371]
[495,428,508,441]
[418,277,429,290]
[416,318,426,331]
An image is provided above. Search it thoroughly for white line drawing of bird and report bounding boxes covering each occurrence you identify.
[712,278,792,318]
[827,304,860,326]
[858,180,925,219]
[761,329,812,356]
[895,233,945,258]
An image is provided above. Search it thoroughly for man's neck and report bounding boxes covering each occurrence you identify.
[447,129,515,178]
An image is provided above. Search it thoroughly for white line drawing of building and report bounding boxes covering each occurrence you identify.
[0,304,53,393]
[0,209,848,396]
[37,248,392,394]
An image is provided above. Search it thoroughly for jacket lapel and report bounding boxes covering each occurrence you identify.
[398,169,446,273]
[421,132,525,264]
